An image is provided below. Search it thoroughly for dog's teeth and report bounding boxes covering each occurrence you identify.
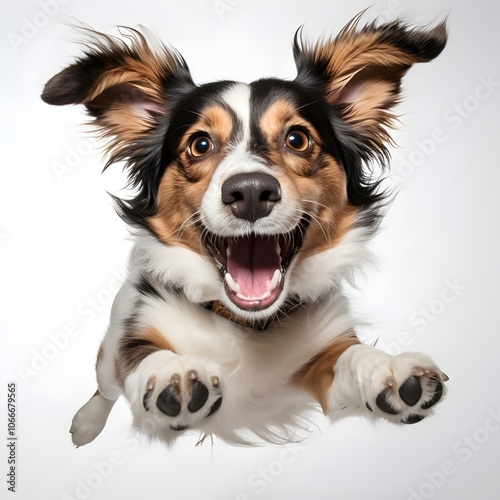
[237,291,271,300]
[267,269,281,291]
[225,272,241,294]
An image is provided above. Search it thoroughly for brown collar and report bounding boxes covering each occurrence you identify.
[202,297,303,331]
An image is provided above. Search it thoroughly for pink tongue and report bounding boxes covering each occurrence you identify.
[227,235,281,299]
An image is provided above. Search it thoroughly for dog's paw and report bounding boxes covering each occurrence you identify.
[363,351,448,425]
[144,367,223,430]
[128,352,223,434]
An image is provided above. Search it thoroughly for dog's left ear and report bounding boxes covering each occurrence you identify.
[42,27,194,165]
[294,16,447,161]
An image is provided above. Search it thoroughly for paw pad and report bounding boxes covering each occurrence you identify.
[376,388,399,415]
[157,381,182,416]
[398,376,422,406]
[154,370,218,419]
[372,369,447,425]
[402,414,426,425]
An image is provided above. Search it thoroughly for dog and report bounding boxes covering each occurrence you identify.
[42,14,449,447]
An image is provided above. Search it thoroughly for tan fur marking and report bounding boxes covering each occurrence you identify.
[143,326,174,352]
[86,32,175,104]
[115,326,175,387]
[312,27,416,104]
[301,200,358,258]
[258,100,324,176]
[148,105,235,251]
[258,100,306,146]
[191,106,234,147]
[293,333,360,413]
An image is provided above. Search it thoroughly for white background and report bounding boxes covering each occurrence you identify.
[1,0,500,499]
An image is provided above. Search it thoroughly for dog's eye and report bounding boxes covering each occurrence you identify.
[285,129,310,153]
[189,135,214,158]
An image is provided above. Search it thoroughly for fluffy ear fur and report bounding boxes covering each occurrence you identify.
[294,15,447,185]
[42,27,194,167]
[42,27,196,226]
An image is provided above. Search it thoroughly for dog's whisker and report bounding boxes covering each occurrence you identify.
[176,211,202,239]
[295,99,322,111]
[286,206,333,246]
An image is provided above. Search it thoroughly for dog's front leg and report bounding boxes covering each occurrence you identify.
[328,344,448,424]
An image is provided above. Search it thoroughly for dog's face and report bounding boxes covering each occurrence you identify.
[148,79,355,317]
[42,18,446,321]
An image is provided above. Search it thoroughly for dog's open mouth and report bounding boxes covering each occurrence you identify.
[204,219,309,312]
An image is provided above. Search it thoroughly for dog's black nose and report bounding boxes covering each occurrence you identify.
[221,172,281,222]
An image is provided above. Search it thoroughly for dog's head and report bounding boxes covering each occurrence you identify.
[42,16,446,323]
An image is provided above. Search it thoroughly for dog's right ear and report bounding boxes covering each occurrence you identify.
[42,27,194,163]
